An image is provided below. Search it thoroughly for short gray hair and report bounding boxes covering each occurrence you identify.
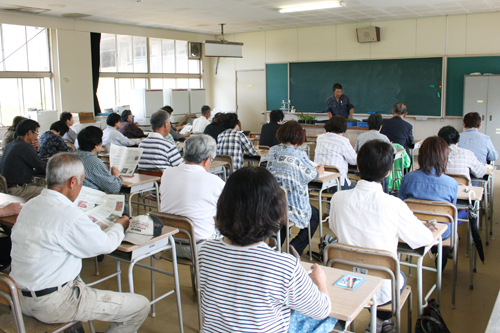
[150,110,170,130]
[393,103,407,115]
[46,153,85,188]
[183,134,217,164]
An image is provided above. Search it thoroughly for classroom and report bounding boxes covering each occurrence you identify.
[1,0,500,332]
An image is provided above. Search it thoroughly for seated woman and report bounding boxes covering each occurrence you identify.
[39,120,74,159]
[399,136,467,269]
[119,110,146,139]
[2,116,25,149]
[216,113,258,171]
[199,167,336,333]
[314,116,357,190]
[266,121,324,258]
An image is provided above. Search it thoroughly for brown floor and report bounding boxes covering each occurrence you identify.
[80,171,500,332]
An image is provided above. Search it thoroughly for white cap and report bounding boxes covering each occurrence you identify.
[123,215,159,245]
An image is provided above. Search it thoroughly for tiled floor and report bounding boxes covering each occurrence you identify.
[81,171,500,332]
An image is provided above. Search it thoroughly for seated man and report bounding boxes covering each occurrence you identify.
[259,109,284,147]
[216,113,258,171]
[0,119,46,200]
[39,120,74,159]
[459,112,498,164]
[103,113,142,151]
[119,110,146,139]
[160,134,225,259]
[203,112,226,143]
[74,126,122,193]
[314,116,357,189]
[380,103,414,156]
[192,105,212,133]
[10,153,149,331]
[138,109,184,170]
[438,125,487,182]
[354,113,392,152]
[160,105,190,141]
[60,111,77,145]
[329,140,433,333]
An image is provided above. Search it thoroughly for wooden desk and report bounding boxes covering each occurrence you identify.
[244,149,269,166]
[309,172,342,260]
[209,160,231,181]
[398,223,447,315]
[457,185,483,201]
[0,193,26,229]
[120,174,161,212]
[87,226,183,329]
[300,262,383,330]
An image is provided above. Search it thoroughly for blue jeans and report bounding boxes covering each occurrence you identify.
[288,310,338,333]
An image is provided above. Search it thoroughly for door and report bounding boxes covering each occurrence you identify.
[236,70,266,133]
[464,76,488,134]
[486,76,500,164]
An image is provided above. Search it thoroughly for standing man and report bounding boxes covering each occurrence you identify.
[326,83,354,119]
[10,153,150,332]
[380,103,414,156]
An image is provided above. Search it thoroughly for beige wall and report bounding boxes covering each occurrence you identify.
[209,11,500,139]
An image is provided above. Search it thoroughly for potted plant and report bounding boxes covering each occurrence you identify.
[298,114,307,123]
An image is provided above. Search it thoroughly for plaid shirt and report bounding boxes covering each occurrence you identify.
[216,129,258,170]
[314,132,357,186]
[446,144,487,181]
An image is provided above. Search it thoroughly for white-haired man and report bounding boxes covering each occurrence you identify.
[10,153,150,332]
[160,134,225,259]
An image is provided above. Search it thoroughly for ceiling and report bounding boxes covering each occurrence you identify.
[2,0,500,35]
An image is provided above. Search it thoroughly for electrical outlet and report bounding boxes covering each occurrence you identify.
[353,267,368,275]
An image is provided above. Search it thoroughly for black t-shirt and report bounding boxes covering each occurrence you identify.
[204,122,226,143]
[259,122,281,147]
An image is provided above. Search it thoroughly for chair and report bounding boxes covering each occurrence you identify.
[275,186,293,254]
[0,273,89,333]
[213,154,233,179]
[324,243,412,333]
[257,146,270,167]
[445,173,470,186]
[404,198,462,310]
[148,212,202,329]
[0,175,8,194]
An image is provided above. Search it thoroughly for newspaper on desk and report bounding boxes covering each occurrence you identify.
[110,144,144,176]
[75,186,125,231]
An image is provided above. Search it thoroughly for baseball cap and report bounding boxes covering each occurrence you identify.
[123,214,163,245]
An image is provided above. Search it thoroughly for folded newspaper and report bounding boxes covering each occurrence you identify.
[110,143,144,176]
[75,186,125,231]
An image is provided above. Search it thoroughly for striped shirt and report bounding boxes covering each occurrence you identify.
[73,150,122,193]
[314,132,357,186]
[199,239,331,333]
[266,144,318,228]
[138,132,183,170]
[217,129,258,170]
[446,144,487,182]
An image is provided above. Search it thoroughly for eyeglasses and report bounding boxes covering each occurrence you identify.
[210,157,215,163]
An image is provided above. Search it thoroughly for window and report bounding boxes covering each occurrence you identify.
[0,24,52,125]
[98,33,202,110]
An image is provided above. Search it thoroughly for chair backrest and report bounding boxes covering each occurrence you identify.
[0,273,26,332]
[214,154,234,175]
[249,132,260,139]
[404,198,457,249]
[324,242,400,316]
[324,165,340,173]
[0,175,8,194]
[137,169,163,178]
[258,145,270,150]
[445,173,470,186]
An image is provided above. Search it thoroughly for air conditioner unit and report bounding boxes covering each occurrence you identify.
[189,42,202,59]
[203,40,243,58]
[356,26,380,43]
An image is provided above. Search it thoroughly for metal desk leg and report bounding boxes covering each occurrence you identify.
[170,235,184,333]
[370,296,377,333]
[451,233,458,309]
[155,181,160,212]
[150,256,156,317]
[317,187,323,241]
[116,259,122,292]
[437,237,442,307]
[417,256,423,316]
[307,221,312,261]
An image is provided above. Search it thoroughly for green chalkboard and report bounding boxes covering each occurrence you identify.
[266,63,288,110]
[446,56,500,117]
[288,58,443,116]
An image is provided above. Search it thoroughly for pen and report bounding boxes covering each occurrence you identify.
[351,278,358,288]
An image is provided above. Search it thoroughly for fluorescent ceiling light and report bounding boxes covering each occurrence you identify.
[279,1,345,13]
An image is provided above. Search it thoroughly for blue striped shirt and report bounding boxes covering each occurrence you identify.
[266,144,318,228]
[199,239,331,333]
[138,132,183,170]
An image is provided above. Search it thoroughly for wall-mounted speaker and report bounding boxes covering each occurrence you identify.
[189,42,202,59]
[356,27,380,43]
